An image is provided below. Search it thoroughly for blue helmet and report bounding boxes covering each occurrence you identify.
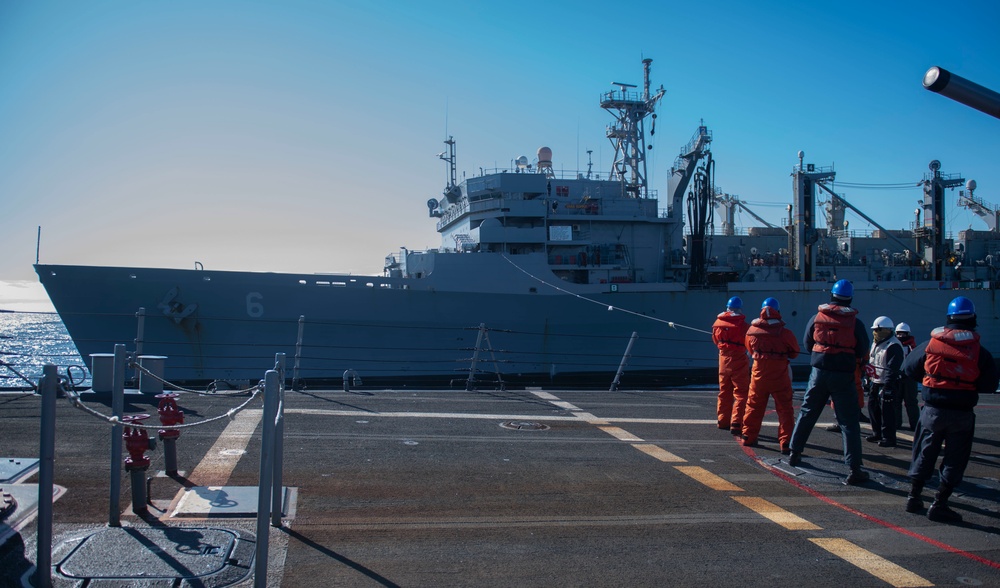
[762,297,780,311]
[831,279,853,299]
[947,296,975,317]
[726,296,743,310]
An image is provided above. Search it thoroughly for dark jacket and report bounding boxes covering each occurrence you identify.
[903,332,998,411]
[803,304,869,373]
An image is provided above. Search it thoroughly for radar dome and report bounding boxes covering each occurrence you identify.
[967,179,977,192]
[537,146,553,165]
[516,155,529,169]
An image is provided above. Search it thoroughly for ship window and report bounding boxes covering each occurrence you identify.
[529,287,537,293]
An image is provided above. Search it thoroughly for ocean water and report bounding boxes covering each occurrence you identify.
[0,309,88,389]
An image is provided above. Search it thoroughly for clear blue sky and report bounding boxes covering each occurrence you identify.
[1,0,998,290]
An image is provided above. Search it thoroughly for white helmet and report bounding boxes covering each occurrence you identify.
[895,322,911,333]
[871,316,894,330]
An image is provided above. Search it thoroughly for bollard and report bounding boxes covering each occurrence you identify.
[122,414,152,515]
[156,393,184,476]
[89,353,114,393]
[138,355,167,395]
[35,364,58,588]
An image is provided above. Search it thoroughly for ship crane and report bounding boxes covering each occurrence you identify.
[957,180,998,231]
[668,123,713,219]
[714,194,784,236]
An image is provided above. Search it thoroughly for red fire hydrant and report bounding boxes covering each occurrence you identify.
[156,393,184,475]
[122,414,152,470]
[122,413,152,515]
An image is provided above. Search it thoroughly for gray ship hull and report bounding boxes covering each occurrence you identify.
[35,257,999,387]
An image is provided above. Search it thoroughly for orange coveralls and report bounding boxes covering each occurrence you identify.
[712,311,750,430]
[741,307,801,449]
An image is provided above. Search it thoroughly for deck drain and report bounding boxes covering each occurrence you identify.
[500,421,549,431]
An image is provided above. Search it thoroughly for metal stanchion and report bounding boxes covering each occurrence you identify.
[109,344,126,527]
[610,332,638,392]
[293,316,304,389]
[254,370,279,587]
[35,364,58,588]
[134,307,145,384]
[272,354,286,528]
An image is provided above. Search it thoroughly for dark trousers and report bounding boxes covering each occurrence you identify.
[868,383,897,444]
[895,377,920,430]
[908,405,976,488]
[791,368,864,470]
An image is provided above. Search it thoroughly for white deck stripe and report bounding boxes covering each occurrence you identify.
[285,408,714,425]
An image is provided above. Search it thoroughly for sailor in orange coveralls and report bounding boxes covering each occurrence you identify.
[712,296,751,434]
[741,298,801,453]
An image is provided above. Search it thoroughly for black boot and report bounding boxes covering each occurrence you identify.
[905,480,924,513]
[927,484,962,523]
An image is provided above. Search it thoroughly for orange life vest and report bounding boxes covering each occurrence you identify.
[746,319,790,361]
[713,311,748,353]
[811,304,858,355]
[922,327,981,391]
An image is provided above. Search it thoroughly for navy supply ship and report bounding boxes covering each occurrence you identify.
[35,59,1000,387]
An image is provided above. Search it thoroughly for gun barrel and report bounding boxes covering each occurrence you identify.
[923,66,1000,120]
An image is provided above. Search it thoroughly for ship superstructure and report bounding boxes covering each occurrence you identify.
[36,60,999,387]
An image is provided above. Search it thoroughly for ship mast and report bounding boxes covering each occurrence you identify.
[916,160,964,280]
[602,58,665,198]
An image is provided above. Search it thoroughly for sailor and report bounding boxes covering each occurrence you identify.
[894,322,921,430]
[712,296,751,434]
[825,350,869,432]
[865,316,904,447]
[740,298,800,452]
[902,296,998,523]
[787,279,871,485]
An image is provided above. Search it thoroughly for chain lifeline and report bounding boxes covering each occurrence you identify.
[58,374,264,431]
[130,360,259,396]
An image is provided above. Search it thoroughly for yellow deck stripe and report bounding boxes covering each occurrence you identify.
[809,538,933,587]
[598,426,643,442]
[572,411,609,425]
[631,444,687,463]
[674,466,743,492]
[732,496,821,530]
[188,408,261,486]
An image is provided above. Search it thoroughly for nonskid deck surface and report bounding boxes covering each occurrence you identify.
[2,386,999,586]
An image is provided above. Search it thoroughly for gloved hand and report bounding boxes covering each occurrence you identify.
[879,381,896,401]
